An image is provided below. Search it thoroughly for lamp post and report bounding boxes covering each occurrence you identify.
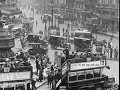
[51,0,54,27]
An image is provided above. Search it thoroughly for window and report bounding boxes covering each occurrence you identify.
[77,71,86,80]
[102,10,110,15]
[86,70,93,79]
[111,11,115,16]
[94,69,101,78]
[69,72,77,81]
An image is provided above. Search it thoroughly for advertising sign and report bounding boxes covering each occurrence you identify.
[0,71,31,82]
[71,60,106,70]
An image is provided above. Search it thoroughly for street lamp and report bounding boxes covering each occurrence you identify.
[51,0,54,27]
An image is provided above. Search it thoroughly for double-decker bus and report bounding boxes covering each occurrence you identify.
[74,28,93,52]
[26,33,48,57]
[0,58,33,90]
[54,57,117,90]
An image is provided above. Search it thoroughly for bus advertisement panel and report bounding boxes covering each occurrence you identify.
[0,71,31,82]
[70,60,106,70]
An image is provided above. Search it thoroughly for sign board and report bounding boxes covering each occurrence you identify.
[62,63,68,75]
[70,60,106,70]
[0,71,31,82]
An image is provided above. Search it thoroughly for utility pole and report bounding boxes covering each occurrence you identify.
[44,0,45,14]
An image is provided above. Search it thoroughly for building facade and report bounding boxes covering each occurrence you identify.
[61,0,119,31]
[95,0,119,32]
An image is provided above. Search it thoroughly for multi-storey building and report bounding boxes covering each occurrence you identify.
[95,0,119,32]
[0,0,21,16]
[62,0,119,31]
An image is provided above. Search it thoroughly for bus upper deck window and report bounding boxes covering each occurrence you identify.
[69,72,77,81]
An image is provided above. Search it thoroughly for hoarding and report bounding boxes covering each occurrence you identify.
[70,60,106,70]
[0,71,31,82]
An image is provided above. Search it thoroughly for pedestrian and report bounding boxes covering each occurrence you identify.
[35,58,39,74]
[47,72,53,88]
[51,65,54,72]
[62,28,64,36]
[114,47,118,60]
[38,65,43,82]
[57,53,63,67]
[110,47,113,59]
[75,51,79,58]
[63,46,69,60]
[54,51,58,61]
[31,79,36,90]
[43,67,50,80]
[41,16,42,20]
[36,20,38,26]
[61,54,66,65]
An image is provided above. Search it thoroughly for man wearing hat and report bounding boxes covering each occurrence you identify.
[63,46,69,60]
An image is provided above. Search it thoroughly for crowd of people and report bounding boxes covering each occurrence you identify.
[34,53,55,89]
[0,49,31,73]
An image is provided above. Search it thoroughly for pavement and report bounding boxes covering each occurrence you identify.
[95,31,119,39]
[30,58,47,89]
[12,38,47,89]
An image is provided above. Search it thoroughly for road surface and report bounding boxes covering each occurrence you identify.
[37,83,49,90]
[14,2,119,86]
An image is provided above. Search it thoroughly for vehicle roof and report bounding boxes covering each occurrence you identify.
[75,30,91,33]
[28,33,43,36]
[50,35,67,38]
[28,43,42,45]
[75,28,91,33]
[74,37,91,40]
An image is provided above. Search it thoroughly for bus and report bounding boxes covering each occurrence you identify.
[0,58,33,90]
[54,56,117,90]
[49,35,71,50]
[74,28,93,52]
[26,33,48,57]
